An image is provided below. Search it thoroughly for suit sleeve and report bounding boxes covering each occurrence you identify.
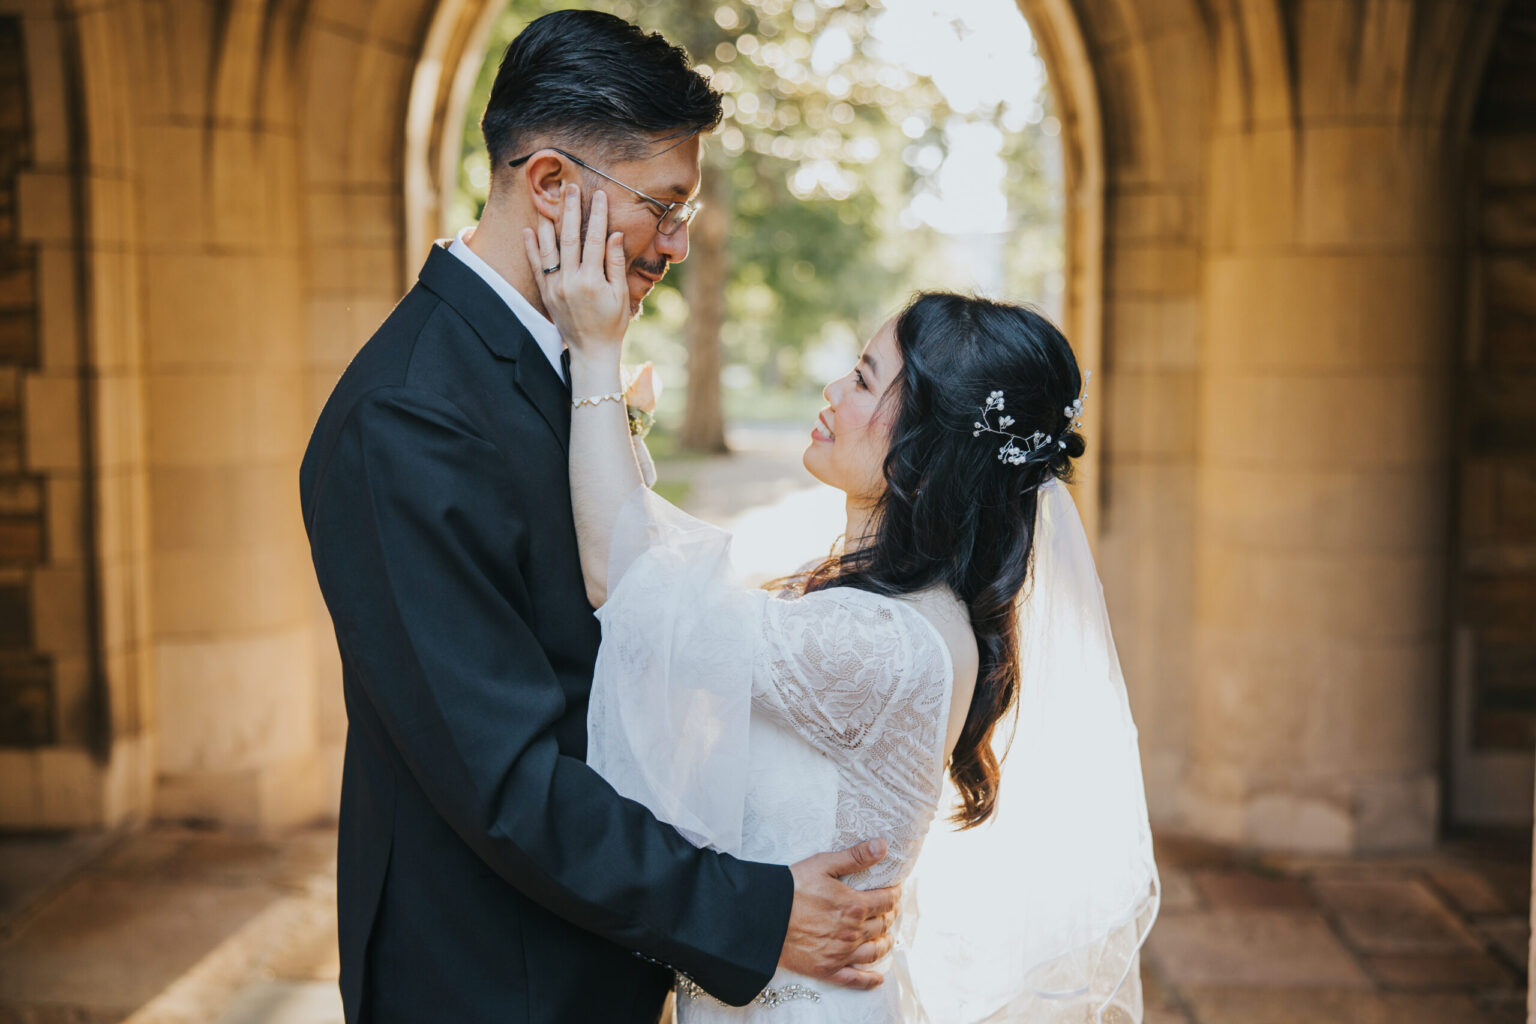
[305,384,792,1005]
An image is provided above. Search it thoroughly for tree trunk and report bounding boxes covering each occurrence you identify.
[680,162,731,453]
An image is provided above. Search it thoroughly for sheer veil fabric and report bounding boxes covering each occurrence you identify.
[587,480,1158,1022]
[897,479,1159,1022]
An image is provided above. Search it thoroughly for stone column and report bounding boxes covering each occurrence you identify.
[1071,0,1211,827]
[143,9,327,828]
[0,0,158,829]
[1181,0,1487,851]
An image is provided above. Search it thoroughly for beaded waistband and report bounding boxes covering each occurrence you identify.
[676,973,822,1009]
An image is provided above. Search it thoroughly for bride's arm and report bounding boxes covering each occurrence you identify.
[523,183,641,608]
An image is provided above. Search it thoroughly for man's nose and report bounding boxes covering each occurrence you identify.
[656,221,690,263]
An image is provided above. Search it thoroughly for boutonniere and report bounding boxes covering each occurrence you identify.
[622,362,660,439]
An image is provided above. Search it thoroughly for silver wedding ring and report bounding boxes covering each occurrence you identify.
[542,263,560,275]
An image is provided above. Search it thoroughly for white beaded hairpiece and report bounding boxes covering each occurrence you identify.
[971,371,1091,466]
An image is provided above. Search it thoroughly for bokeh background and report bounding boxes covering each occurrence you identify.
[0,0,1532,1021]
[452,0,1066,464]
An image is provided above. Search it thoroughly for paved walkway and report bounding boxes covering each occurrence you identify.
[1,427,1530,1023]
[0,826,339,1024]
[0,826,1527,1023]
[1142,832,1530,1024]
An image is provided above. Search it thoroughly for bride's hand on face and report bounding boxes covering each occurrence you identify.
[522,183,628,361]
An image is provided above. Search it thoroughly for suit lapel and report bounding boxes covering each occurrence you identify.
[512,342,572,453]
[417,245,570,452]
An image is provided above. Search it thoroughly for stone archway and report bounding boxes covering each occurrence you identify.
[395,0,1109,494]
[1,0,1520,857]
[303,0,1138,833]
[291,0,1519,852]
[301,0,1213,841]
[385,0,1129,789]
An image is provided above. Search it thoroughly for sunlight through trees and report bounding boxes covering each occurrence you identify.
[455,0,1063,451]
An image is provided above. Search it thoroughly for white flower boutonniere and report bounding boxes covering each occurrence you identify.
[622,362,660,439]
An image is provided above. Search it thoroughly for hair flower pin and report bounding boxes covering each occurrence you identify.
[972,372,1091,467]
[973,390,1052,466]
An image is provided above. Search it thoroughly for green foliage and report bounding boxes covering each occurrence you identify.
[714,176,896,387]
[454,0,1063,397]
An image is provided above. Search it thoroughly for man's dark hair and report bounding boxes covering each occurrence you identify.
[482,10,723,171]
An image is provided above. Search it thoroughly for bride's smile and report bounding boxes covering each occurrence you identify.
[803,318,901,503]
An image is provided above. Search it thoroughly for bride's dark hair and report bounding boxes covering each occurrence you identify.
[796,291,1085,829]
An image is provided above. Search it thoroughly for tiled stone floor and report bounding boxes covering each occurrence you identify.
[0,826,339,1024]
[1141,831,1531,1024]
[0,825,1528,1023]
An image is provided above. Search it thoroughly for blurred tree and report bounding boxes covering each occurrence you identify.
[453,0,1060,451]
[668,0,925,449]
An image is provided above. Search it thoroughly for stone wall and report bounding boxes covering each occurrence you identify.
[134,1,325,829]
[0,14,50,751]
[1448,0,1536,826]
[1178,1,1501,852]
[0,0,160,828]
[1058,0,1209,824]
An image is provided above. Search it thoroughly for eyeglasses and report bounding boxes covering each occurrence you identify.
[507,147,699,236]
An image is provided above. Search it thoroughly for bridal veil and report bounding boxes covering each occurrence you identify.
[897,478,1159,1022]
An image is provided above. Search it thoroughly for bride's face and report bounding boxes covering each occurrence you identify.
[804,318,901,502]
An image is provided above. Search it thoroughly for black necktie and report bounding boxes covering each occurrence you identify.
[560,348,572,391]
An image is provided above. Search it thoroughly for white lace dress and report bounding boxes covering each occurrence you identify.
[589,491,951,1022]
[588,488,1155,1023]
[691,585,958,1022]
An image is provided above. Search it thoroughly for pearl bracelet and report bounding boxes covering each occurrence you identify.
[572,389,652,438]
[571,391,626,409]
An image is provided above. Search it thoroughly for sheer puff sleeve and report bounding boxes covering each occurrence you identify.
[589,488,766,856]
[588,488,950,869]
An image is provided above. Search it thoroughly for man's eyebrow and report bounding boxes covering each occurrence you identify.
[664,182,696,200]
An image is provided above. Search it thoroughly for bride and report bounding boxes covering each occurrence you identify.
[524,186,1159,1022]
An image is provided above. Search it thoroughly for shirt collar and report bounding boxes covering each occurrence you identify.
[444,226,564,379]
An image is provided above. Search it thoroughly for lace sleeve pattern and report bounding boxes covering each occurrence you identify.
[751,588,953,890]
[753,587,949,763]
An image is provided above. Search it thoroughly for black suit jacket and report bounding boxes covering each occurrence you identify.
[299,246,793,1023]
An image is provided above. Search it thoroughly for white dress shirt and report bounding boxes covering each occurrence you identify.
[446,226,565,380]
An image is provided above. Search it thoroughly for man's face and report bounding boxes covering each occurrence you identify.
[579,136,701,317]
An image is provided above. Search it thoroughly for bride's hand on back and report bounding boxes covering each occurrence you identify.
[523,182,628,361]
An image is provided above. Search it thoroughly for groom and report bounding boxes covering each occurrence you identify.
[300,10,897,1024]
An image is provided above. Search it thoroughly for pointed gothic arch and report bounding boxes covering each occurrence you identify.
[0,0,1525,861]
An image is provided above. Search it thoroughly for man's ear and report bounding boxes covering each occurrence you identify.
[523,151,569,221]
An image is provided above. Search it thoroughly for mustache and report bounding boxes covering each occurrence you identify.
[631,255,669,277]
